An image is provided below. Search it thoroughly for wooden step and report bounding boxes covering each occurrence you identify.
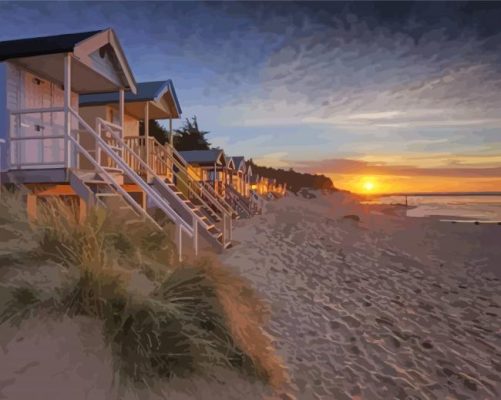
[102,167,123,173]
[125,219,142,225]
[96,193,120,197]
[84,180,110,185]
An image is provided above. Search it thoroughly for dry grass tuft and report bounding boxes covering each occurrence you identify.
[0,188,287,392]
[192,257,288,389]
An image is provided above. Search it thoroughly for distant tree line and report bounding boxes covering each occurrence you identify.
[247,160,335,193]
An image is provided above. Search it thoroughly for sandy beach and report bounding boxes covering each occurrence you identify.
[220,191,501,400]
[1,191,500,400]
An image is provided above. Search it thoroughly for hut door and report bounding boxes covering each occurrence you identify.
[18,72,65,167]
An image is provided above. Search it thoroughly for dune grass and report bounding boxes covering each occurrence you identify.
[0,188,287,391]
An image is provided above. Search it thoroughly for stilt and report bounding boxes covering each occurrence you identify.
[78,197,87,224]
[27,194,37,221]
[193,219,198,256]
[139,190,147,210]
[177,224,182,262]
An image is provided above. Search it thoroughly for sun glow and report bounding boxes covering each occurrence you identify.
[362,179,376,193]
[363,181,374,192]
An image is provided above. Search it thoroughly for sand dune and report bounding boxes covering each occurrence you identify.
[220,191,501,400]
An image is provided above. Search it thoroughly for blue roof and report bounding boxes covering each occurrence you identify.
[230,156,245,170]
[80,80,182,115]
[0,30,102,61]
[179,149,224,166]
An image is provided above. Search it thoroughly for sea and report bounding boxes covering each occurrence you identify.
[362,194,501,222]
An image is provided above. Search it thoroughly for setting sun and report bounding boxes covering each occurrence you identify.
[363,181,375,192]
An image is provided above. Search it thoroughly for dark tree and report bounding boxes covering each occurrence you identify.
[173,116,211,151]
[248,160,335,193]
[139,120,170,145]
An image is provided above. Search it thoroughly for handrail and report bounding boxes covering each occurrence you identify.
[200,179,235,216]
[71,110,194,237]
[225,183,252,216]
[120,134,232,246]
[99,119,123,132]
[127,134,235,220]
[94,117,204,237]
[68,135,161,230]
[151,139,232,219]
[249,189,265,213]
[10,107,65,115]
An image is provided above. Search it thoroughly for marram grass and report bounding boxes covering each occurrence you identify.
[0,188,287,390]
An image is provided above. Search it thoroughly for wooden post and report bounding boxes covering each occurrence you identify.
[140,190,147,210]
[177,224,182,262]
[214,162,217,192]
[96,120,101,167]
[169,118,173,146]
[193,219,198,256]
[223,213,226,246]
[145,102,150,169]
[117,89,125,171]
[64,54,72,168]
[78,197,87,224]
[27,194,37,221]
[119,89,125,136]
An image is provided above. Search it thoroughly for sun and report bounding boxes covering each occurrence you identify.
[362,180,376,192]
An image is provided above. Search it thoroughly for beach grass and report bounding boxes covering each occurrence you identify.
[0,188,286,391]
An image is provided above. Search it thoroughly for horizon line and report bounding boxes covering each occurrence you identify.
[358,191,501,197]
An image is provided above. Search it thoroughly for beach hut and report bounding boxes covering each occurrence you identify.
[0,29,135,210]
[79,80,181,181]
[245,161,253,197]
[0,29,232,255]
[178,149,228,196]
[229,156,247,196]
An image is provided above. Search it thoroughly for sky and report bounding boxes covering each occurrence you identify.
[1,1,500,193]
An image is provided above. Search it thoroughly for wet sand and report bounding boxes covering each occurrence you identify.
[220,191,501,400]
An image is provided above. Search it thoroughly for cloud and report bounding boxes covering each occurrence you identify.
[2,2,501,175]
[295,157,501,178]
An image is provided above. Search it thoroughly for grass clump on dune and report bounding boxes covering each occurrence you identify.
[0,188,287,391]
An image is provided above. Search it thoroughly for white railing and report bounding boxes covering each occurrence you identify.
[6,105,230,253]
[225,183,252,217]
[68,135,161,230]
[123,136,235,218]
[8,107,68,169]
[122,134,233,247]
[123,136,173,179]
[95,116,217,251]
[250,189,265,214]
[71,110,198,257]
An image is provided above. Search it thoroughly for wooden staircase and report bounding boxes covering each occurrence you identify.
[225,183,253,218]
[69,111,231,256]
[152,179,231,249]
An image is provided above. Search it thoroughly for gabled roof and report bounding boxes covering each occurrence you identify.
[0,29,136,94]
[179,149,225,166]
[230,156,246,171]
[0,30,101,60]
[226,156,236,170]
[80,80,182,117]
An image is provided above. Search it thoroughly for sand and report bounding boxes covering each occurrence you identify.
[220,191,501,400]
[1,191,500,399]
